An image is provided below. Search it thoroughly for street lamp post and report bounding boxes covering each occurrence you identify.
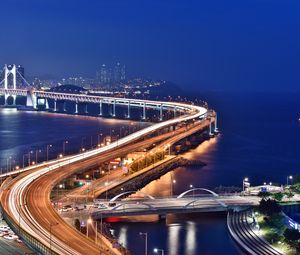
[35,149,41,164]
[63,141,68,155]
[154,248,164,255]
[287,175,293,186]
[49,222,59,251]
[98,133,103,146]
[47,144,52,161]
[190,184,194,198]
[6,156,12,172]
[87,218,92,238]
[105,181,109,200]
[243,177,250,192]
[139,232,148,255]
[18,202,27,234]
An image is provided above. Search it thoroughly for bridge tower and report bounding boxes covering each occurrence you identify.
[3,64,17,105]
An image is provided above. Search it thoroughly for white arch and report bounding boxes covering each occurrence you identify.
[110,201,156,211]
[177,188,218,198]
[109,191,155,202]
[184,198,227,208]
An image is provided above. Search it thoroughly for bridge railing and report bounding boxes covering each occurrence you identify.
[0,205,58,255]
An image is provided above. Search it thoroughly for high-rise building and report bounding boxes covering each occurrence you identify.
[114,62,126,83]
[99,64,111,84]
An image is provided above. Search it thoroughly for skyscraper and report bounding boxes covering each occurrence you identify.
[99,64,111,84]
[114,62,126,83]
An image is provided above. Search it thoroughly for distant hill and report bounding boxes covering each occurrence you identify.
[49,84,87,94]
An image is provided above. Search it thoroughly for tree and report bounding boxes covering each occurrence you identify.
[258,191,271,198]
[272,192,284,202]
[283,228,300,251]
[258,198,281,216]
[74,218,81,231]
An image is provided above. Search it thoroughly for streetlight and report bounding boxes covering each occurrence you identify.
[49,222,59,251]
[105,181,109,200]
[81,137,86,151]
[63,141,68,155]
[98,133,103,145]
[28,151,33,166]
[87,217,98,243]
[287,175,293,186]
[35,149,42,164]
[190,184,194,198]
[139,232,148,255]
[87,218,93,238]
[46,144,52,161]
[153,248,164,255]
[243,177,250,192]
[6,156,12,172]
[18,202,27,234]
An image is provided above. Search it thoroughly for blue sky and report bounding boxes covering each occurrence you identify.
[0,0,300,91]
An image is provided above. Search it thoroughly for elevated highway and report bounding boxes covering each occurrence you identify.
[0,94,212,255]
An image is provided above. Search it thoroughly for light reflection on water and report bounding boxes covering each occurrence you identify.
[0,110,148,171]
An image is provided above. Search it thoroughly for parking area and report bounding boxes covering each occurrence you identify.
[0,220,33,255]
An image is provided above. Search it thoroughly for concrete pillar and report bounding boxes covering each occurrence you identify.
[84,104,88,114]
[12,95,16,106]
[112,100,116,117]
[159,104,163,121]
[99,100,102,116]
[54,99,57,112]
[142,102,146,120]
[4,94,8,106]
[75,102,78,114]
[214,114,218,132]
[26,91,37,109]
[45,98,49,110]
[174,107,177,118]
[127,101,130,118]
[63,101,66,112]
[209,121,213,136]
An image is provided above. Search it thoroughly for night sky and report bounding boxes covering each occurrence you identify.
[0,0,300,91]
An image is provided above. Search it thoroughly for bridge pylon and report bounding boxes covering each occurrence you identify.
[3,65,17,106]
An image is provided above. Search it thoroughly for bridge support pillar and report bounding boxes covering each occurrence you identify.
[45,98,49,110]
[74,102,78,114]
[127,101,130,118]
[214,114,218,133]
[63,102,66,112]
[159,104,163,121]
[142,102,146,120]
[26,91,37,110]
[174,107,177,118]
[209,121,213,136]
[112,100,116,117]
[4,94,9,106]
[99,100,102,116]
[84,104,88,114]
[54,99,57,112]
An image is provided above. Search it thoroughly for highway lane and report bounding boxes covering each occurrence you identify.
[1,102,208,254]
[63,117,213,201]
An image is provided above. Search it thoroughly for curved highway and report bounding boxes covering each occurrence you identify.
[1,98,208,255]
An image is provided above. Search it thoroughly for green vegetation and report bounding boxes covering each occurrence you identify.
[130,151,165,172]
[283,229,300,251]
[255,199,298,255]
[258,198,281,216]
